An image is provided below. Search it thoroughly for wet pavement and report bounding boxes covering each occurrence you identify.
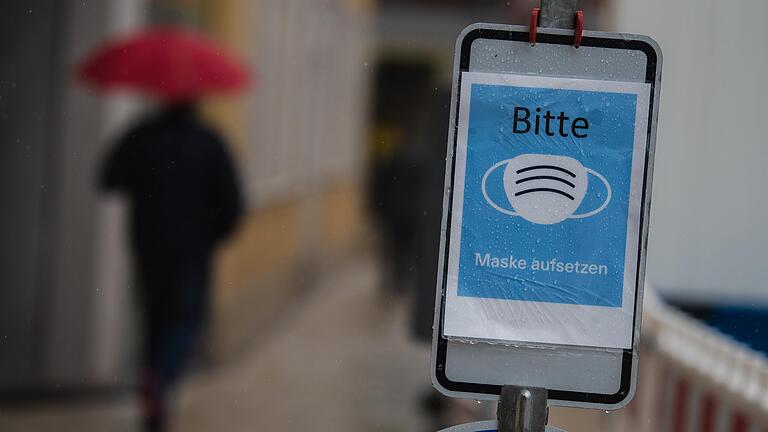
[0,258,431,431]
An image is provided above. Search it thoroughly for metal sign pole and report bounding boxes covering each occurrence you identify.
[496,3,576,432]
[497,386,549,432]
[538,0,577,29]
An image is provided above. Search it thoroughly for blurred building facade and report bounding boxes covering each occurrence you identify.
[0,0,372,395]
[0,0,146,395]
[612,0,768,305]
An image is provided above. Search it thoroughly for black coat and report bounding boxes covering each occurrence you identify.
[100,105,242,261]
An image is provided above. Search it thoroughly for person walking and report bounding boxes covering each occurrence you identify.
[79,27,250,431]
[100,101,242,431]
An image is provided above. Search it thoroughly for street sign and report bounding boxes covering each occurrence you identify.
[432,23,662,409]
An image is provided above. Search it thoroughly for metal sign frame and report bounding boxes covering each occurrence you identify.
[431,23,662,409]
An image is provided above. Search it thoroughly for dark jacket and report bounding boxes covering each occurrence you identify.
[100,105,242,260]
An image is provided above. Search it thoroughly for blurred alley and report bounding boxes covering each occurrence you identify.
[3,0,768,431]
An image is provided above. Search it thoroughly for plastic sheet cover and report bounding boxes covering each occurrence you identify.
[442,72,651,350]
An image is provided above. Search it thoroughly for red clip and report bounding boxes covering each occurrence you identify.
[574,10,584,48]
[530,8,540,46]
[531,8,584,48]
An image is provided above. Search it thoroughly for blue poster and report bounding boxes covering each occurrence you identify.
[443,72,651,349]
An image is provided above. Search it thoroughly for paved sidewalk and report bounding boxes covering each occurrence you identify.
[0,258,433,431]
[174,259,432,432]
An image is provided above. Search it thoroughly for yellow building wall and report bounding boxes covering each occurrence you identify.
[193,0,371,361]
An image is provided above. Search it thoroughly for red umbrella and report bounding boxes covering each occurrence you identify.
[78,26,251,101]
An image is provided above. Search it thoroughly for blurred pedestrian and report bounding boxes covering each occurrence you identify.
[79,27,250,432]
[100,101,242,431]
[367,62,435,298]
[370,139,423,297]
[410,88,450,343]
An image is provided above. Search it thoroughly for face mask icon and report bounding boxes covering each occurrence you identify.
[481,154,611,224]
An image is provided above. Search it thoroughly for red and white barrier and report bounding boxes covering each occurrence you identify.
[612,292,768,432]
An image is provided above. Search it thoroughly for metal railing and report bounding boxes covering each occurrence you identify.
[611,290,768,432]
